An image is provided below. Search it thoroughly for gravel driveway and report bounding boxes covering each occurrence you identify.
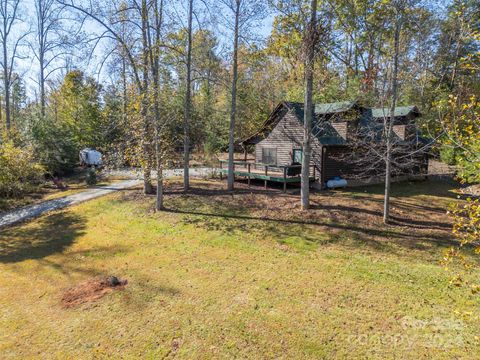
[0,167,217,228]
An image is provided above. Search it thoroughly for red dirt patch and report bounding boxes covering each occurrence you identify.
[61,276,127,308]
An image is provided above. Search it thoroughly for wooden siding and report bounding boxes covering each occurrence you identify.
[331,122,347,140]
[255,109,323,176]
[323,146,354,181]
[393,125,406,140]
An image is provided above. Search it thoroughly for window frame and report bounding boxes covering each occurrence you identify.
[292,148,303,163]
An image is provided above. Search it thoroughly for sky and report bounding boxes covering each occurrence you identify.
[18,0,275,100]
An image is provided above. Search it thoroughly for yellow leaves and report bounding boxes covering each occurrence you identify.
[445,196,480,294]
[0,139,45,197]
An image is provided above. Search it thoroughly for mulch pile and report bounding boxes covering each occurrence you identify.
[61,276,127,308]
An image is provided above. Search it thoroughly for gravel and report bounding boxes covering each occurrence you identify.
[0,167,218,228]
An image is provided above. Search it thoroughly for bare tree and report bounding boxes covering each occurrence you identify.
[383,11,401,223]
[227,0,240,191]
[145,0,167,209]
[220,0,266,191]
[0,0,27,131]
[33,0,74,118]
[300,0,317,210]
[183,0,193,191]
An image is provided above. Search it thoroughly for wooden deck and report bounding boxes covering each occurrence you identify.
[219,160,316,192]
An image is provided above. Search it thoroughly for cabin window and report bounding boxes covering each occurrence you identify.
[262,147,277,165]
[293,149,303,163]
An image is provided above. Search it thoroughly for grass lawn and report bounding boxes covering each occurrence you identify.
[0,179,479,358]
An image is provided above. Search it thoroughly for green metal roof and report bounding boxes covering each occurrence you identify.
[242,101,422,147]
[371,106,419,118]
[285,101,358,122]
[315,101,357,115]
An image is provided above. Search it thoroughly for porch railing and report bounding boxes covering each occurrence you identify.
[218,159,316,192]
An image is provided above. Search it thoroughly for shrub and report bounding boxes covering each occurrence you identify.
[30,114,78,175]
[439,145,459,165]
[85,168,98,185]
[0,139,45,197]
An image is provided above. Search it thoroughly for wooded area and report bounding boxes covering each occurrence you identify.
[1,1,479,356]
[0,0,478,213]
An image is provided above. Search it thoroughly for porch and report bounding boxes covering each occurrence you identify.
[218,160,316,192]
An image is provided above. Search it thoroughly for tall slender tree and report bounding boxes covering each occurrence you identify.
[146,0,166,209]
[227,0,240,191]
[183,0,194,191]
[383,11,401,223]
[301,0,317,210]
[33,0,71,118]
[0,0,26,131]
[221,0,266,191]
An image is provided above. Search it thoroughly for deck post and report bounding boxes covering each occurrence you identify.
[313,165,316,181]
[247,163,251,188]
[283,167,287,192]
[264,165,268,190]
[220,160,223,180]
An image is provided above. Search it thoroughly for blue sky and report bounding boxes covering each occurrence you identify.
[18,0,275,99]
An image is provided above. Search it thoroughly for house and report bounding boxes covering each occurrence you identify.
[240,101,428,188]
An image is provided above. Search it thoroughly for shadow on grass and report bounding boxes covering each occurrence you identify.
[315,204,452,231]
[163,184,283,197]
[0,212,86,264]
[163,207,457,254]
[337,179,460,199]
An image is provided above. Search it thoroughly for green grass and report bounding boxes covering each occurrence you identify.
[0,179,478,359]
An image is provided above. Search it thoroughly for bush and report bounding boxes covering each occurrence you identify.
[85,168,98,185]
[0,139,45,197]
[439,145,458,165]
[30,114,78,175]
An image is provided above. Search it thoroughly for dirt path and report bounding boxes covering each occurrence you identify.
[0,167,217,228]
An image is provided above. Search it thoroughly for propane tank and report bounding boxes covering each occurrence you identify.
[326,177,347,188]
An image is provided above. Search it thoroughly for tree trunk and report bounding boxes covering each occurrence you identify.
[141,0,153,194]
[227,0,240,191]
[183,0,193,191]
[156,155,164,210]
[383,140,392,223]
[150,0,164,210]
[152,64,163,210]
[383,17,401,224]
[301,0,317,210]
[38,0,46,119]
[40,55,46,118]
[3,32,10,131]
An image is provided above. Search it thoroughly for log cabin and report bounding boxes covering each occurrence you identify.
[238,101,429,189]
